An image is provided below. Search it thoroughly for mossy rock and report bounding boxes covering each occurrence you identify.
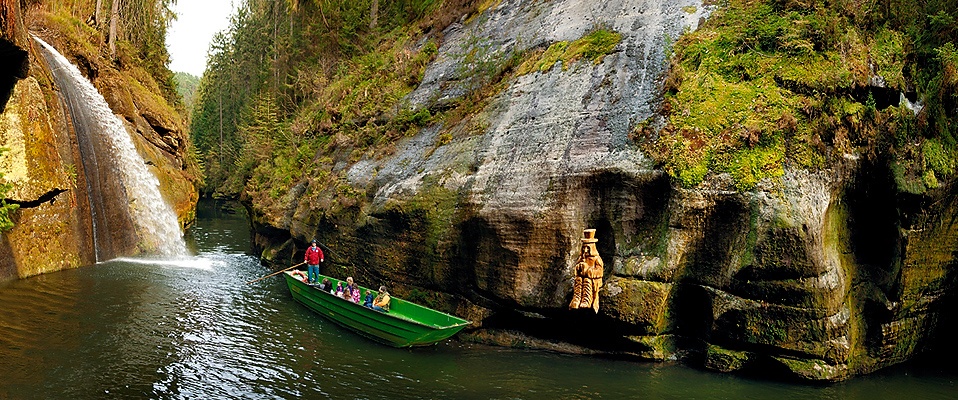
[709,288,850,362]
[623,334,680,361]
[261,238,296,267]
[602,277,671,333]
[772,356,848,382]
[705,344,751,372]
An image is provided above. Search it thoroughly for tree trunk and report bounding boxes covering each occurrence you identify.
[108,0,119,59]
[219,90,223,169]
[370,0,378,30]
[95,0,102,26]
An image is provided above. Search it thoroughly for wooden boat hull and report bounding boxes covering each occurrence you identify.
[284,271,470,347]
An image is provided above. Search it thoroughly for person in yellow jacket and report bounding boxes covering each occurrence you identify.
[372,286,391,312]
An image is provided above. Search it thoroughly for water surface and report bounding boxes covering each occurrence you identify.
[0,200,955,399]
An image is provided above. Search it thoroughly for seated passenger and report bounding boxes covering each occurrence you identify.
[351,286,361,304]
[372,286,391,312]
[334,282,344,297]
[363,290,374,308]
[320,278,332,292]
[344,277,356,296]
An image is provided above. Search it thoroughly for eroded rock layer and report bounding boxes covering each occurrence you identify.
[245,1,958,381]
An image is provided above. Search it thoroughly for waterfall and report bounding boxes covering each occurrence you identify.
[34,37,188,259]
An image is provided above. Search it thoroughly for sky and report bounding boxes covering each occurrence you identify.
[166,0,237,77]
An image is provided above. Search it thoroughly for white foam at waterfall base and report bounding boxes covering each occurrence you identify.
[33,36,189,257]
[110,257,216,271]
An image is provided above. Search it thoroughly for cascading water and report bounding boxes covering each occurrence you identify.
[34,36,188,259]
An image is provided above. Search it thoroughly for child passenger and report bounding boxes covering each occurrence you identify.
[363,290,374,308]
[351,286,361,303]
[344,277,355,294]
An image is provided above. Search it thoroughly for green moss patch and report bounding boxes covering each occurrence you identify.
[705,344,751,372]
[642,0,957,192]
[519,28,623,74]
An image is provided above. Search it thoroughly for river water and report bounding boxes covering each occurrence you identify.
[0,200,955,399]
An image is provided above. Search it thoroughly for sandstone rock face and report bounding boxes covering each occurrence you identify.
[0,1,94,279]
[0,74,94,279]
[0,5,197,279]
[245,0,955,381]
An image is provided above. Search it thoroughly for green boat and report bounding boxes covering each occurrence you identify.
[283,271,471,347]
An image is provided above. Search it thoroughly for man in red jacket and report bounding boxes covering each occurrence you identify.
[305,240,324,284]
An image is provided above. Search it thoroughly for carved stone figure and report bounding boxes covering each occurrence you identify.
[569,229,604,313]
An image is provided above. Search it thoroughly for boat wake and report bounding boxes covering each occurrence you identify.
[107,256,217,271]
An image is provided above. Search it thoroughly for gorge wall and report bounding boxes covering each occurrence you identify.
[0,1,197,280]
[245,0,958,381]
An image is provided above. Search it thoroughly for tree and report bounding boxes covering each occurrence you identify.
[109,0,119,59]
[95,0,103,26]
[173,72,200,110]
[189,0,448,195]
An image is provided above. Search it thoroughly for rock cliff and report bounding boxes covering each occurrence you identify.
[0,2,197,279]
[245,0,958,381]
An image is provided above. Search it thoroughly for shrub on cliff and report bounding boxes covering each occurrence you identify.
[0,148,19,232]
[643,0,958,192]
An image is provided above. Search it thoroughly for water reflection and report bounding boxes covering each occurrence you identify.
[0,200,956,399]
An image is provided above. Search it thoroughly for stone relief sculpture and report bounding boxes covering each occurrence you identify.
[569,229,604,313]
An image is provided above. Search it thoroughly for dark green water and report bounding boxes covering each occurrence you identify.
[1,200,956,399]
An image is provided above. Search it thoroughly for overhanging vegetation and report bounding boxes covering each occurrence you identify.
[641,0,958,192]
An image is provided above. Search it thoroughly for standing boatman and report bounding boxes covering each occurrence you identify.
[305,240,324,284]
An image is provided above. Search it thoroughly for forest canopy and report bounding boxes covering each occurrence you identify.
[190,0,472,198]
[28,0,182,109]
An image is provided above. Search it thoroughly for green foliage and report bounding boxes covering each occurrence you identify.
[64,163,78,185]
[0,198,16,232]
[0,148,19,232]
[923,138,956,177]
[871,29,907,88]
[174,72,200,111]
[45,12,101,59]
[191,0,452,197]
[723,137,786,191]
[892,160,927,194]
[118,0,179,104]
[645,0,958,192]
[190,2,273,194]
[39,0,182,114]
[394,106,433,135]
